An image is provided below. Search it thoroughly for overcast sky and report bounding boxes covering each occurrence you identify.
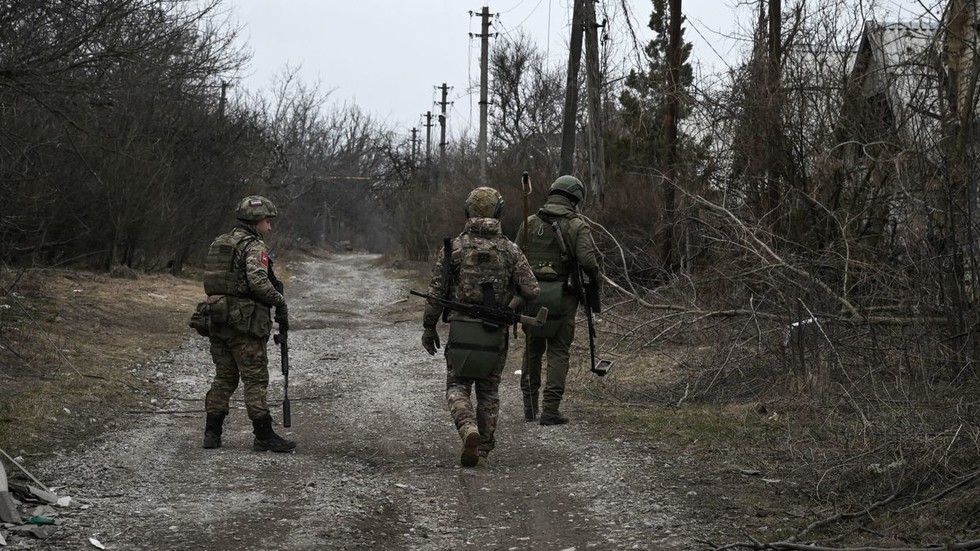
[229,0,938,135]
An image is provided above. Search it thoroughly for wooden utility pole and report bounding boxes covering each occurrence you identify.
[219,81,229,119]
[411,127,419,170]
[766,0,782,213]
[559,0,585,176]
[423,111,433,168]
[583,0,606,202]
[662,0,682,274]
[437,83,450,179]
[475,7,493,186]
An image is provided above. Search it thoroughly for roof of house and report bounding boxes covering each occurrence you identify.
[849,20,943,146]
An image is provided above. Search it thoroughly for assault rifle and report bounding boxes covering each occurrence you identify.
[411,287,548,328]
[268,262,291,427]
[273,328,291,427]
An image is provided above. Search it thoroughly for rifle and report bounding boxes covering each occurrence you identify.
[411,287,548,328]
[269,261,290,427]
[273,329,291,427]
[549,220,614,377]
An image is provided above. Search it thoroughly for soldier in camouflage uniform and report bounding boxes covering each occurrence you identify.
[421,187,538,467]
[516,176,601,425]
[201,195,295,453]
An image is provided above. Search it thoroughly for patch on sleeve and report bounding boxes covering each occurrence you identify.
[260,251,269,267]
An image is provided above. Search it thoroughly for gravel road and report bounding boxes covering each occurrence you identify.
[19,254,708,550]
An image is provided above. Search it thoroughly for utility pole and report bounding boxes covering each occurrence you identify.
[766,0,782,214]
[663,0,682,274]
[423,111,433,168]
[437,83,451,183]
[583,0,606,203]
[411,127,419,171]
[219,81,229,119]
[559,0,585,176]
[473,6,494,186]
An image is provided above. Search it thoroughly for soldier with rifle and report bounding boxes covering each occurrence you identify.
[516,176,602,425]
[197,196,295,453]
[419,187,539,467]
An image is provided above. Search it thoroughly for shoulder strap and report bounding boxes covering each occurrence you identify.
[441,237,452,322]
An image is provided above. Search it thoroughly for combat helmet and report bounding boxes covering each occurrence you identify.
[235,195,278,222]
[548,175,586,204]
[464,187,504,219]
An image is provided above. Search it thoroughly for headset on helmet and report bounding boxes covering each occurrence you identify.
[235,195,278,222]
[549,175,586,204]
[464,187,504,219]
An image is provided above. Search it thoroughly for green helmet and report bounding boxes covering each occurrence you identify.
[464,187,504,218]
[549,175,586,204]
[235,195,278,222]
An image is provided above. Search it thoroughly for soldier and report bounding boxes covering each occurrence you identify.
[516,176,601,425]
[421,187,539,467]
[200,195,295,453]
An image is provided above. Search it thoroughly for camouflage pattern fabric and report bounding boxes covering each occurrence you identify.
[446,332,507,454]
[423,218,538,327]
[206,332,270,420]
[204,223,285,419]
[423,215,539,457]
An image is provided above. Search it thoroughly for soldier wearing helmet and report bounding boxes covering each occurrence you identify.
[516,175,601,425]
[421,186,538,467]
[199,195,295,453]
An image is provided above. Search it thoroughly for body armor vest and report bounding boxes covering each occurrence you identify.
[203,231,255,297]
[523,214,569,281]
[453,232,510,307]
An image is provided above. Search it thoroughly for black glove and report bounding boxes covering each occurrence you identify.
[422,327,440,355]
[275,304,289,333]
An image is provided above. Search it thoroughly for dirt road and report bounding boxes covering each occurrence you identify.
[27,254,710,550]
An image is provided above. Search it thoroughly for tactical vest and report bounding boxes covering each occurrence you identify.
[203,231,255,297]
[453,232,510,307]
[523,214,569,281]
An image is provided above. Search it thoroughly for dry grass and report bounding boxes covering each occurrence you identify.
[0,267,202,455]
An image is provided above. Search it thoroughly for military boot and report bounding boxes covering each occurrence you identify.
[460,425,481,468]
[202,413,226,449]
[252,414,296,453]
[539,408,569,426]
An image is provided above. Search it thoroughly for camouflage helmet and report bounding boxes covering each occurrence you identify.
[235,195,278,222]
[464,187,504,219]
[549,175,586,204]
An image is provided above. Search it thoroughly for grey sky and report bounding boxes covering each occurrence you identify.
[230,0,937,135]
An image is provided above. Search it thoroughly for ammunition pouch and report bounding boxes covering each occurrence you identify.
[523,281,565,338]
[446,319,505,379]
[209,296,272,338]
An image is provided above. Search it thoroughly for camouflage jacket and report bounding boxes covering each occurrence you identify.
[210,225,285,309]
[423,218,538,328]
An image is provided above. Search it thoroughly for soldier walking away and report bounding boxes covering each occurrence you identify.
[421,187,539,467]
[200,196,295,453]
[516,176,601,425]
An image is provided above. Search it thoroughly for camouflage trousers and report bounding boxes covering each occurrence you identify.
[521,293,577,414]
[445,337,508,455]
[206,330,270,420]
